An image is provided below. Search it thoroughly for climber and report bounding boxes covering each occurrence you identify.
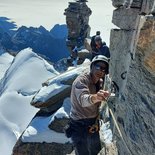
[91,35,110,60]
[69,55,111,155]
[90,31,101,52]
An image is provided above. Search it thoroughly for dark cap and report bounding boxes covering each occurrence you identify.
[96,31,100,35]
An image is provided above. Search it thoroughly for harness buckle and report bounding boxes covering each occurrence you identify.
[88,124,99,134]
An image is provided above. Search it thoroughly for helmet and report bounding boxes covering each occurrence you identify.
[91,55,110,74]
[91,55,109,65]
[95,35,102,42]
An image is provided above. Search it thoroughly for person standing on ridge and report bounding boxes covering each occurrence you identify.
[70,55,111,155]
[90,31,101,52]
[91,35,110,60]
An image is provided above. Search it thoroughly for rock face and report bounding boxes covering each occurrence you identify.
[64,0,92,56]
[137,16,155,75]
[109,0,155,154]
[113,27,155,154]
[119,50,155,155]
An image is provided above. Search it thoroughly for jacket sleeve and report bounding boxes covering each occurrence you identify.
[74,79,93,107]
[102,45,110,58]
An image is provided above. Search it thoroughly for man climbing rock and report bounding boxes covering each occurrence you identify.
[70,55,111,155]
[91,35,110,60]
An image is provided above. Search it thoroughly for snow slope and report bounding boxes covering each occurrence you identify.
[0,48,14,80]
[0,48,59,155]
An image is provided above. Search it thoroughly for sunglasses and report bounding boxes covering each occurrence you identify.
[94,64,107,72]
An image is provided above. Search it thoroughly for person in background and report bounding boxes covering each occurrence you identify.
[90,31,101,52]
[91,35,110,60]
[70,55,111,155]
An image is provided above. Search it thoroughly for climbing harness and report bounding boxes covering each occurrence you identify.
[88,123,99,134]
[88,115,100,134]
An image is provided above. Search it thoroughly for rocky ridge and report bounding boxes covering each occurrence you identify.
[0,24,69,62]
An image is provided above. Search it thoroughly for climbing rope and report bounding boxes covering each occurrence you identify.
[108,106,133,155]
[101,74,134,155]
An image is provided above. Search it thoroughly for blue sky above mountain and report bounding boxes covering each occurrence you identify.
[0,0,114,45]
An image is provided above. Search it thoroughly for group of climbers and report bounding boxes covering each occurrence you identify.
[90,31,110,59]
[67,30,110,66]
[64,31,112,155]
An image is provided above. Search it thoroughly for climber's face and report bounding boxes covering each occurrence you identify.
[91,61,107,83]
[95,40,102,47]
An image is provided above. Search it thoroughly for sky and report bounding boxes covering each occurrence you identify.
[0,0,115,45]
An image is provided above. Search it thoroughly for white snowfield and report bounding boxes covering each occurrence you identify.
[0,48,59,155]
[22,98,72,143]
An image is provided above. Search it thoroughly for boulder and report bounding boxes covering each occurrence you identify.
[30,62,90,111]
[112,7,140,30]
[64,1,92,55]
